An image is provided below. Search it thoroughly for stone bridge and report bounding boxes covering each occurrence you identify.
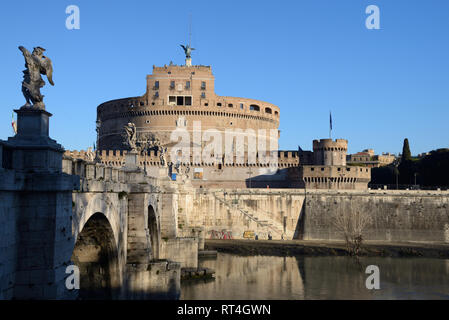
[0,109,202,299]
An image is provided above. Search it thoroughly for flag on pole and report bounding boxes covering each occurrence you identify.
[329,111,332,131]
[11,112,17,134]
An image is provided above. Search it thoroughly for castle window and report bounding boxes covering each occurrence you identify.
[186,81,191,89]
[250,105,260,111]
[217,103,222,107]
[265,107,272,114]
[275,111,279,116]
[185,96,192,106]
[228,104,233,108]
[310,168,314,171]
[201,92,206,98]
[177,96,184,106]
[201,81,206,90]
[205,102,208,106]
[154,91,159,98]
[169,96,176,105]
[170,81,175,89]
[240,103,244,109]
[346,168,351,171]
[321,167,324,171]
[154,81,159,89]
[146,120,150,124]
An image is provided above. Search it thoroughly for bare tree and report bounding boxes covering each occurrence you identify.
[333,210,372,256]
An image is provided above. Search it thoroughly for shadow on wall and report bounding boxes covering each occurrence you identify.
[148,204,159,260]
[245,167,301,188]
[293,200,306,240]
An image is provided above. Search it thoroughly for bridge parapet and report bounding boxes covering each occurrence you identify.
[63,155,161,193]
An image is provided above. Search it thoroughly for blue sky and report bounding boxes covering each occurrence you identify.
[1,0,448,155]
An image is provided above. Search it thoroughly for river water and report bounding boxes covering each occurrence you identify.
[181,253,449,300]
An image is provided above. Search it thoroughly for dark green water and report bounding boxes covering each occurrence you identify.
[181,253,449,300]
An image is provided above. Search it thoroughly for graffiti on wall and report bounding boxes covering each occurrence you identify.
[208,229,233,240]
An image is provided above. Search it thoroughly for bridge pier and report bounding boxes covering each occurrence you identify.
[0,108,79,299]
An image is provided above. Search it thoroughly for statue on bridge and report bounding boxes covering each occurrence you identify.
[18,46,54,110]
[123,122,137,152]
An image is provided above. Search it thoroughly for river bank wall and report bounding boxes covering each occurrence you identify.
[182,189,449,243]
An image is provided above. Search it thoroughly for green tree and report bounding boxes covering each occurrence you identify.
[401,138,412,162]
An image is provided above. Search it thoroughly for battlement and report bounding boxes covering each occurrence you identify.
[151,64,213,76]
[65,149,300,169]
[300,165,371,190]
[313,139,348,151]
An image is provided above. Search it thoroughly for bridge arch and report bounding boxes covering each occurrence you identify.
[71,212,120,299]
[71,193,124,298]
[73,193,121,246]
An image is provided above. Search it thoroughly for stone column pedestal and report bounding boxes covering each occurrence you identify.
[124,150,139,170]
[0,106,79,299]
[4,108,64,173]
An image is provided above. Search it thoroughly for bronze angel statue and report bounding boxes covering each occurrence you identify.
[18,46,54,109]
[180,44,195,58]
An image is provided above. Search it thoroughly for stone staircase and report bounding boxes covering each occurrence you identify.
[212,192,285,239]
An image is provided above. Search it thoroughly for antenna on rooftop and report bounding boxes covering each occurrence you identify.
[180,13,195,67]
[189,13,192,48]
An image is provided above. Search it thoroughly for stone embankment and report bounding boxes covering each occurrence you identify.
[205,240,449,258]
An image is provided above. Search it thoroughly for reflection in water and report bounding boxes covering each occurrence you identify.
[181,254,449,300]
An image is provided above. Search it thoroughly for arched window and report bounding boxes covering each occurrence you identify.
[265,107,272,114]
[249,105,260,111]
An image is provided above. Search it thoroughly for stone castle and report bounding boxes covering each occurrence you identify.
[70,55,371,190]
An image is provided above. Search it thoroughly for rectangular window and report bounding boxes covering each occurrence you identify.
[240,103,244,109]
[201,92,206,98]
[154,81,159,89]
[185,96,192,106]
[201,81,206,90]
[177,96,184,106]
[170,81,175,89]
[186,81,191,89]
[193,168,203,180]
[169,96,176,104]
